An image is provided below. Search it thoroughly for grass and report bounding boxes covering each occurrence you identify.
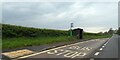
[2,24,113,50]
[2,36,76,49]
[0,39,2,50]
[2,34,112,50]
[84,34,112,39]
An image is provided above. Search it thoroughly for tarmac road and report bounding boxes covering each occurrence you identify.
[13,34,119,60]
[17,38,110,59]
[93,34,118,58]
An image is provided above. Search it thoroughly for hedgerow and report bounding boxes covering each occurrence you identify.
[2,24,69,38]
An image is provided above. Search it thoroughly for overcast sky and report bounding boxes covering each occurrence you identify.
[2,2,118,33]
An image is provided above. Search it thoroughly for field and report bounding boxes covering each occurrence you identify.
[2,24,112,49]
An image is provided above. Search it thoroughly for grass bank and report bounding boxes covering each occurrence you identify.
[2,36,76,49]
[2,34,112,49]
[84,34,112,39]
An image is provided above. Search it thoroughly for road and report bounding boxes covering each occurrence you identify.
[93,34,118,58]
[16,35,119,60]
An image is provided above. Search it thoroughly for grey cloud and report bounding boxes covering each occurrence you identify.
[2,2,118,33]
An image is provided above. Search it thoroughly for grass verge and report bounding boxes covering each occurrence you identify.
[2,34,112,49]
[2,36,76,49]
[84,34,112,39]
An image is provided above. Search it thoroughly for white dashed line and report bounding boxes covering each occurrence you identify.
[17,40,92,59]
[102,46,105,48]
[99,48,103,51]
[17,39,107,59]
[94,52,100,55]
[104,39,110,46]
[104,43,106,45]
[94,38,111,56]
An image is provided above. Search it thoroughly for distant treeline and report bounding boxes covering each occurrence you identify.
[117,27,120,35]
[2,24,69,38]
[83,32,103,36]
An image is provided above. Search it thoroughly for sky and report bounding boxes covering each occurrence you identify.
[2,2,118,33]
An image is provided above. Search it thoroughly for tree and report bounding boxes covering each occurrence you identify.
[104,31,108,34]
[117,27,120,35]
[108,28,114,34]
[98,32,103,34]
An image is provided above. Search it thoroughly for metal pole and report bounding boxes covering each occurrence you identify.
[70,23,73,37]
[70,27,72,37]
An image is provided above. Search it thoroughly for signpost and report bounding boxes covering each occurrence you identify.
[70,23,73,37]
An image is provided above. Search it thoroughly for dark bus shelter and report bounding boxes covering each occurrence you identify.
[72,28,83,39]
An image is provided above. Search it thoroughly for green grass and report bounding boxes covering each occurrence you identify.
[0,39,2,50]
[2,34,112,50]
[2,36,76,49]
[84,34,112,39]
[2,24,113,50]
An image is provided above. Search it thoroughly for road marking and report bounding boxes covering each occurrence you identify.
[17,39,103,59]
[47,50,58,54]
[56,49,68,56]
[94,52,100,55]
[102,46,105,48]
[17,45,67,59]
[69,46,81,50]
[104,38,110,46]
[80,47,92,51]
[46,49,87,58]
[71,52,86,58]
[94,38,110,56]
[17,40,89,59]
[104,44,106,46]
[99,48,103,51]
[63,51,78,58]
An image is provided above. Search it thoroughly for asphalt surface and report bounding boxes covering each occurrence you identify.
[3,39,85,53]
[3,34,119,60]
[93,34,118,58]
[17,38,110,59]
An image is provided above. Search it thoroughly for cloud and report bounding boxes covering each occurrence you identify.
[2,2,118,33]
[1,0,119,2]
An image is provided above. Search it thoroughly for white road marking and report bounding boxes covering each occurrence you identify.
[80,47,92,51]
[17,40,88,59]
[47,50,58,54]
[17,39,106,59]
[63,51,78,58]
[17,45,67,59]
[104,44,106,46]
[71,52,86,58]
[69,46,81,50]
[56,50,68,56]
[99,48,103,51]
[104,38,110,46]
[94,52,100,55]
[102,46,105,48]
[94,38,110,56]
